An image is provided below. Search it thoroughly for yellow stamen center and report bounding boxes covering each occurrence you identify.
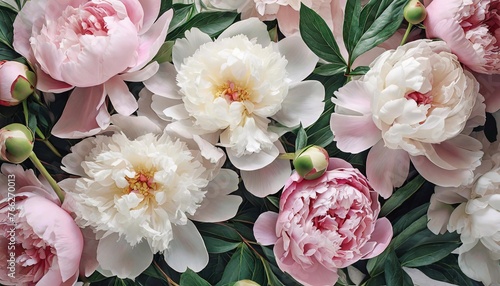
[124,170,157,198]
[216,81,251,102]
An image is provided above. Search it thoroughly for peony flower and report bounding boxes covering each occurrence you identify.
[0,164,83,286]
[293,145,329,180]
[425,0,500,75]
[330,39,486,198]
[0,61,35,106]
[58,115,242,278]
[0,123,34,164]
[13,0,173,138]
[253,158,392,286]
[427,132,500,285]
[143,18,325,197]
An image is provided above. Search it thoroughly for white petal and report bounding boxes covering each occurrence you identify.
[172,28,212,71]
[278,35,319,83]
[403,267,459,286]
[164,220,209,272]
[458,242,500,285]
[143,62,182,99]
[272,81,325,128]
[110,114,162,139]
[218,18,271,47]
[120,62,160,82]
[97,233,153,279]
[227,142,279,171]
[240,143,291,197]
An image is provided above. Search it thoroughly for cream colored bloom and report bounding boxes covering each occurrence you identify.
[59,115,241,278]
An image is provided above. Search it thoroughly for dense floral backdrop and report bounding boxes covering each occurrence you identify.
[0,0,499,285]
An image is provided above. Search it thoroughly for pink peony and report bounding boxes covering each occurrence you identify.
[0,164,83,286]
[13,0,173,138]
[425,0,500,75]
[253,158,392,286]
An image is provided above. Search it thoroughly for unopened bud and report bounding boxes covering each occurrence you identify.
[404,0,427,25]
[0,123,34,163]
[293,145,329,180]
[233,280,261,286]
[0,61,36,106]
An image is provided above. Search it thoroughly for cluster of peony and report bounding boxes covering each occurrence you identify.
[1,0,500,285]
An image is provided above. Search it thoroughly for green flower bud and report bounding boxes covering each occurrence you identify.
[233,280,261,286]
[0,61,36,106]
[404,0,427,25]
[293,145,329,180]
[0,123,34,163]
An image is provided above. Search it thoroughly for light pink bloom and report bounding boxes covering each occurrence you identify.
[0,164,83,286]
[253,158,392,286]
[13,0,173,138]
[330,40,485,198]
[0,61,35,106]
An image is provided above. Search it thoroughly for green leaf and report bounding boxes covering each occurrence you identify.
[418,255,478,286]
[347,65,370,76]
[396,228,460,254]
[141,263,168,282]
[203,237,241,254]
[217,244,261,285]
[159,0,173,15]
[266,196,279,209]
[350,0,407,63]
[299,3,346,65]
[260,256,285,286]
[343,0,362,55]
[392,203,429,236]
[359,0,393,32]
[86,270,108,283]
[400,242,461,267]
[295,124,308,151]
[152,41,174,64]
[384,251,413,286]
[113,278,137,286]
[168,11,238,40]
[0,42,19,60]
[0,8,16,48]
[380,175,427,217]
[197,223,242,242]
[167,3,197,34]
[180,269,211,286]
[307,125,334,148]
[313,63,347,76]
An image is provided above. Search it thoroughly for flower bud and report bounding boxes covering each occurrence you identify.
[0,61,36,106]
[293,145,329,180]
[404,0,427,25]
[233,280,261,286]
[0,123,34,163]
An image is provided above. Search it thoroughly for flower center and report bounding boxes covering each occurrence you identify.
[405,91,433,105]
[124,170,157,198]
[216,81,251,102]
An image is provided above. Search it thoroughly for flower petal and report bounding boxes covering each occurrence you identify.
[253,211,279,246]
[172,28,212,71]
[411,154,476,187]
[110,114,162,139]
[51,86,110,139]
[144,62,182,99]
[277,35,318,83]
[227,142,280,171]
[120,61,159,82]
[105,77,138,116]
[97,233,153,279]
[218,18,271,47]
[366,141,410,198]
[164,220,209,272]
[360,217,392,259]
[272,81,325,128]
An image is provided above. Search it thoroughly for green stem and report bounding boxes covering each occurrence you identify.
[400,23,414,46]
[29,152,64,203]
[35,128,62,157]
[278,152,296,160]
[22,100,29,125]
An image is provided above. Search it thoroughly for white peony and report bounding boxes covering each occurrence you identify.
[59,115,242,278]
[330,40,486,198]
[427,132,500,285]
[143,18,325,197]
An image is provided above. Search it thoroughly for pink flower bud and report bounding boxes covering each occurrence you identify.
[0,123,34,163]
[293,145,329,180]
[0,60,36,106]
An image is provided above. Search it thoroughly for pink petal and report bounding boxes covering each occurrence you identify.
[164,221,209,272]
[274,238,339,286]
[366,141,410,198]
[253,211,279,246]
[276,5,300,36]
[420,135,483,170]
[105,77,138,116]
[332,80,373,114]
[120,61,159,82]
[475,72,500,113]
[35,67,73,93]
[272,81,325,128]
[328,158,353,170]
[97,233,153,279]
[144,62,182,99]
[331,113,381,153]
[360,217,392,259]
[277,35,319,83]
[427,194,455,235]
[411,154,476,187]
[130,9,173,72]
[23,196,83,282]
[136,0,161,33]
[51,86,110,139]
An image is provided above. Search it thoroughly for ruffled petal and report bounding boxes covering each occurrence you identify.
[227,142,280,171]
[411,154,476,187]
[218,18,271,47]
[172,28,212,71]
[366,141,410,198]
[164,220,209,272]
[359,217,392,259]
[330,113,381,153]
[272,81,325,128]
